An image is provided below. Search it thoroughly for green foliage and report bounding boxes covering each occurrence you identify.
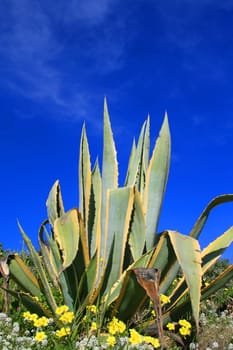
[3,99,233,342]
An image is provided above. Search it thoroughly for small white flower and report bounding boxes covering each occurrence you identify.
[12,322,20,333]
[212,341,219,348]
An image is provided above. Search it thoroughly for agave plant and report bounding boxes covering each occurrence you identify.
[3,99,233,336]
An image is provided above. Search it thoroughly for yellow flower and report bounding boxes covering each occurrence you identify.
[178,319,191,329]
[23,312,39,322]
[166,322,175,331]
[55,305,69,315]
[160,294,171,305]
[129,329,143,345]
[59,311,75,324]
[34,316,49,328]
[144,336,160,348]
[86,305,97,314]
[34,331,47,342]
[107,317,126,335]
[23,311,31,320]
[91,322,97,331]
[179,326,191,336]
[107,335,116,346]
[117,320,126,333]
[56,327,71,338]
[151,309,156,317]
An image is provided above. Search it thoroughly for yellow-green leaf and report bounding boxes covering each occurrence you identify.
[54,209,80,270]
[46,180,65,225]
[167,230,202,329]
[143,114,171,249]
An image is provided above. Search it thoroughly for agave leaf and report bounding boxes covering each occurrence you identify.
[139,115,150,196]
[46,180,65,225]
[100,98,118,263]
[79,124,92,232]
[167,230,202,329]
[54,209,80,271]
[109,250,154,319]
[148,231,179,292]
[40,224,74,310]
[78,210,90,267]
[8,254,41,297]
[104,187,134,293]
[164,263,233,327]
[128,187,146,261]
[143,113,171,249]
[166,224,233,321]
[189,194,233,239]
[201,264,233,300]
[202,226,233,274]
[124,139,136,186]
[63,210,93,305]
[149,232,201,328]
[38,221,60,287]
[142,115,150,172]
[89,160,102,258]
[78,252,98,305]
[17,222,58,312]
[125,117,150,193]
[1,288,52,318]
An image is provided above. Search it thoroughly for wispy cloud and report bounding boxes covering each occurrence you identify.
[0,0,125,121]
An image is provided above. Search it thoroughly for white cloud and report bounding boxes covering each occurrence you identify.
[0,0,125,121]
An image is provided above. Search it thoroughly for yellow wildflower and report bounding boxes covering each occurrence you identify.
[115,319,126,334]
[129,329,143,345]
[166,322,175,331]
[34,331,47,342]
[55,305,69,315]
[34,316,49,328]
[86,305,97,314]
[108,319,118,335]
[23,312,39,322]
[23,311,31,320]
[151,309,156,317]
[160,294,171,305]
[91,322,97,331]
[59,311,75,324]
[178,319,191,329]
[56,326,71,338]
[107,317,126,335]
[144,336,160,348]
[179,326,191,336]
[107,335,116,346]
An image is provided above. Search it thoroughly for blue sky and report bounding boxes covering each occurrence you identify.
[1,0,233,259]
